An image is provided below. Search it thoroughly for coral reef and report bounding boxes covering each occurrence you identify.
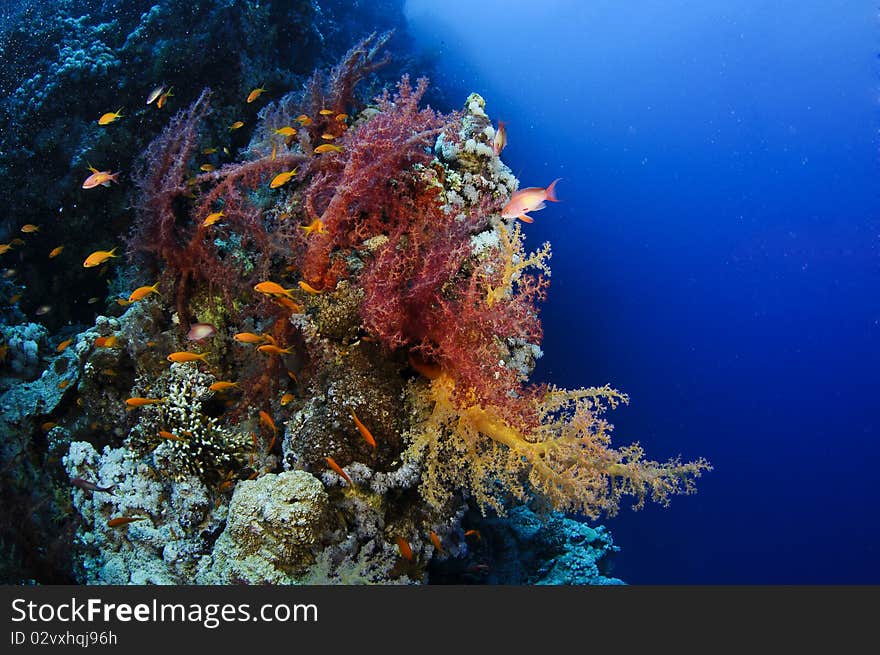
[1,17,710,585]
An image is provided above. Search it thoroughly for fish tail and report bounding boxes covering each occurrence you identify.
[545,178,562,202]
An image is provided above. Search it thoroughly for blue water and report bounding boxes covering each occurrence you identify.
[406,0,880,583]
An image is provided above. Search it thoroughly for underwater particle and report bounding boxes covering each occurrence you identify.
[83,247,118,267]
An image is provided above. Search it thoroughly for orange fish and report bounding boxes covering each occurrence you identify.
[229,121,245,130]
[58,379,70,390]
[325,456,353,486]
[500,178,561,223]
[199,163,216,172]
[349,409,377,449]
[49,245,65,258]
[20,224,39,233]
[8,294,21,304]
[202,147,218,154]
[281,393,295,406]
[98,109,123,125]
[146,85,166,105]
[429,530,444,555]
[0,244,13,254]
[335,114,349,122]
[257,344,294,356]
[156,87,173,109]
[274,126,297,136]
[246,86,267,103]
[269,169,298,188]
[298,281,322,295]
[166,351,209,364]
[209,381,239,392]
[300,218,326,236]
[128,282,160,303]
[56,338,73,353]
[94,335,118,348]
[396,536,414,561]
[83,248,118,268]
[493,120,507,156]
[158,430,182,441]
[320,133,335,140]
[203,211,225,227]
[313,143,343,154]
[318,109,334,116]
[233,332,267,344]
[274,297,304,313]
[41,421,58,432]
[82,165,120,189]
[259,410,276,435]
[464,529,481,540]
[125,397,165,407]
[295,114,312,125]
[107,516,148,528]
[254,280,296,299]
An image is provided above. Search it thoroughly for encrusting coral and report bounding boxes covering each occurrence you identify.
[18,32,711,584]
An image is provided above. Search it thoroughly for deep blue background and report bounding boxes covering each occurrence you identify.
[406,0,880,583]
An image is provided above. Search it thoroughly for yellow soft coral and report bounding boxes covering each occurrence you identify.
[405,374,711,517]
[485,221,551,307]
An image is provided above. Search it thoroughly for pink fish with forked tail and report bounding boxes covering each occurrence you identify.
[500,178,561,223]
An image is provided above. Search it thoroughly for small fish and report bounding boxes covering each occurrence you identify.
[98,108,124,125]
[429,530,444,555]
[273,126,297,136]
[349,409,377,449]
[82,168,120,189]
[247,86,267,103]
[320,133,335,140]
[493,120,507,156]
[107,516,148,528]
[313,143,343,154]
[298,281,322,295]
[158,430,182,441]
[187,322,216,341]
[300,218,326,236]
[209,381,239,392]
[257,344,294,356]
[500,178,561,223]
[318,108,334,116]
[156,87,174,109]
[269,169,298,188]
[41,421,58,432]
[233,332,267,344]
[166,351,209,364]
[280,393,295,406]
[94,335,118,348]
[259,410,276,434]
[116,298,132,306]
[100,368,117,376]
[464,529,482,540]
[229,121,245,130]
[335,113,349,122]
[396,536,414,561]
[71,477,115,493]
[56,338,73,353]
[125,397,165,407]
[10,238,24,246]
[83,248,118,268]
[8,294,21,304]
[128,282,160,302]
[324,456,353,486]
[57,379,70,389]
[49,245,65,258]
[0,244,13,255]
[254,280,296,299]
[35,304,52,316]
[202,211,225,227]
[20,224,39,233]
[146,85,166,105]
[201,147,218,154]
[295,114,312,125]
[274,297,304,313]
[199,163,216,172]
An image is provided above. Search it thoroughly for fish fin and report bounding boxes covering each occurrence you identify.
[518,214,534,223]
[545,177,562,202]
